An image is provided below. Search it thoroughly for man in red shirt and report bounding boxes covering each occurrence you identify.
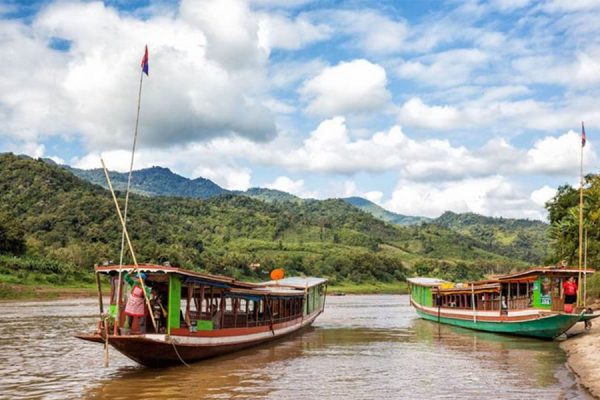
[563,276,578,312]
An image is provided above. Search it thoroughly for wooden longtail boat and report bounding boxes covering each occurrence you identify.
[77,264,327,367]
[408,267,600,339]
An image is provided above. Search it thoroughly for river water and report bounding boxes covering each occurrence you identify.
[0,295,590,399]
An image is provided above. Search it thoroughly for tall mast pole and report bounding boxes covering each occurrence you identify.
[577,121,585,307]
[115,47,148,335]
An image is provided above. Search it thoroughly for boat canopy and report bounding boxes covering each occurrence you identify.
[95,264,324,297]
[493,267,594,282]
[261,277,328,289]
[406,277,448,287]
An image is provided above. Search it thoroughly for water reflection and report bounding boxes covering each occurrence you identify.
[0,295,591,399]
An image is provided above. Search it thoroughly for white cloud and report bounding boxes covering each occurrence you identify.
[512,52,600,88]
[531,185,557,207]
[525,130,597,175]
[326,10,408,54]
[300,59,391,116]
[365,191,383,204]
[265,176,305,195]
[542,0,600,13]
[397,94,600,134]
[386,176,546,219]
[396,48,489,87]
[257,13,330,51]
[398,98,461,130]
[193,165,251,191]
[491,0,532,11]
[0,1,277,151]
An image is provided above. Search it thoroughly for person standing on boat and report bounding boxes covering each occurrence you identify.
[563,276,578,313]
[124,272,150,333]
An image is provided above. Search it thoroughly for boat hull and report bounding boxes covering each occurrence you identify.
[412,302,581,339]
[78,310,322,367]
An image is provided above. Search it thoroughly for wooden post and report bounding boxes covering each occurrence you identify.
[245,299,249,327]
[220,293,225,329]
[185,285,192,327]
[95,272,104,315]
[471,284,476,323]
[199,285,205,320]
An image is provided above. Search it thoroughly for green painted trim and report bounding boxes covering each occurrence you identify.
[167,275,181,334]
[415,309,580,339]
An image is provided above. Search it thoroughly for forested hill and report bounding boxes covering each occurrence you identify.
[62,162,425,222]
[432,211,549,264]
[342,197,431,226]
[0,153,545,285]
[65,164,228,198]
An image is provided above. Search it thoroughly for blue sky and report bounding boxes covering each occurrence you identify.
[1,0,599,220]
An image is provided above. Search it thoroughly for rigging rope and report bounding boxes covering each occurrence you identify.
[170,339,191,368]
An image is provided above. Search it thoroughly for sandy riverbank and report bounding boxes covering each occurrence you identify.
[562,310,600,398]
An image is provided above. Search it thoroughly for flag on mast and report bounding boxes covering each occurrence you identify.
[582,121,586,147]
[141,45,149,76]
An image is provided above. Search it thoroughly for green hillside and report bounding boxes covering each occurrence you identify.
[0,153,551,297]
[235,187,303,203]
[432,211,549,264]
[343,196,431,225]
[66,165,227,198]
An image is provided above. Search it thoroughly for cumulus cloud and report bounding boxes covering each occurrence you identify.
[530,185,557,207]
[323,9,408,54]
[386,176,545,219]
[300,59,391,117]
[397,98,461,130]
[397,94,600,133]
[396,48,489,87]
[257,13,330,51]
[0,0,277,152]
[265,176,304,194]
[264,176,318,197]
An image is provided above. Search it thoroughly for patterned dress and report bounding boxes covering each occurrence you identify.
[125,285,146,316]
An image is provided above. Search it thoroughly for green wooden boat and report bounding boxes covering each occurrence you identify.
[408,267,600,339]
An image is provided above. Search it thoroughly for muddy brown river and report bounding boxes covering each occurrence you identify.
[0,295,591,399]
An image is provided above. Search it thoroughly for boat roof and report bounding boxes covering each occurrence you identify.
[408,266,594,289]
[95,264,254,286]
[406,277,448,287]
[95,264,325,296]
[493,266,594,281]
[261,277,328,289]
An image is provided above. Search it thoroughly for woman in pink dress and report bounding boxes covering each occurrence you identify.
[124,272,149,333]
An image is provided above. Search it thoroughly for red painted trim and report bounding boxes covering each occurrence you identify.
[169,313,320,338]
[411,299,551,323]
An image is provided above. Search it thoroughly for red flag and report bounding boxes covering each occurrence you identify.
[582,121,586,147]
[141,45,149,76]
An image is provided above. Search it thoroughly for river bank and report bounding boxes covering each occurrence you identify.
[562,306,600,398]
[0,282,97,301]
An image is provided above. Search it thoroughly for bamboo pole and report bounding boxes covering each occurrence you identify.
[101,158,157,332]
[115,66,146,334]
[584,229,588,307]
[578,133,584,307]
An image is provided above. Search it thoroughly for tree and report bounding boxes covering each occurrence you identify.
[0,213,26,255]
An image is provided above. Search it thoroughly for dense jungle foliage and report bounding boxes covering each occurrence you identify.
[0,153,549,288]
[545,174,600,296]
